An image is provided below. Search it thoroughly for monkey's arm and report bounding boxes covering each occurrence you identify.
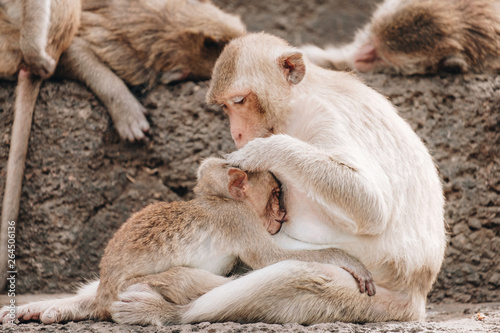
[57,38,150,142]
[235,228,375,296]
[226,134,389,235]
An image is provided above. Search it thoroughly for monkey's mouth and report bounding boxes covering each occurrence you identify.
[270,172,287,224]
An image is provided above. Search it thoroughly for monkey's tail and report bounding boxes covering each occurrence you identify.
[0,70,42,290]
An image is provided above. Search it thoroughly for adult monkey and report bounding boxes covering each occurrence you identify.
[174,32,446,323]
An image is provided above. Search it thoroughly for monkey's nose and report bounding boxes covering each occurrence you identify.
[233,134,244,148]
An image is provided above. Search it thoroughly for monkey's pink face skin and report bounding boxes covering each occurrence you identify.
[222,92,268,149]
[263,186,287,235]
[353,41,391,72]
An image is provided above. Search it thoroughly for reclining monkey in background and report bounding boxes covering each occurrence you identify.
[58,0,246,141]
[302,0,500,74]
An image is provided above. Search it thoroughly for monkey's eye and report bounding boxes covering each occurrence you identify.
[232,96,246,105]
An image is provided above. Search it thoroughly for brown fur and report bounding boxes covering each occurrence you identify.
[206,41,241,105]
[0,0,81,291]
[0,0,81,77]
[93,157,373,320]
[372,0,500,73]
[56,0,246,142]
[302,0,500,74]
[0,157,376,325]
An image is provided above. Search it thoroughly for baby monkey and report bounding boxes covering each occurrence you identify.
[1,158,375,325]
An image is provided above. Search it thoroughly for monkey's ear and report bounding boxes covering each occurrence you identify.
[228,168,249,200]
[278,52,306,85]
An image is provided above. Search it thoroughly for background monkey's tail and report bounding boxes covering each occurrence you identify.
[0,70,42,290]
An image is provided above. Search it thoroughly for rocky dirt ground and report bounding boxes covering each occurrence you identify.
[0,0,499,332]
[0,295,499,332]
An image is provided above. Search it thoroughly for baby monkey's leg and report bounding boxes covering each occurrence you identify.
[112,267,231,326]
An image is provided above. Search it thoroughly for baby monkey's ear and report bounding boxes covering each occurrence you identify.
[228,168,249,200]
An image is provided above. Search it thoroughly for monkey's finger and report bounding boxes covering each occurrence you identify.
[366,280,377,296]
[358,277,366,294]
[40,308,61,324]
[140,120,151,133]
[131,125,146,141]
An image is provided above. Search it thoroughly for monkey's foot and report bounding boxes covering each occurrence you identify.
[300,45,351,71]
[113,102,151,142]
[111,283,180,326]
[0,302,46,324]
[0,296,90,325]
[23,50,57,79]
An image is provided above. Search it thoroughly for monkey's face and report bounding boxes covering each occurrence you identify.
[178,33,231,81]
[220,91,272,149]
[168,0,246,80]
[246,172,286,235]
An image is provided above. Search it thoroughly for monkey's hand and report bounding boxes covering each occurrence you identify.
[321,248,376,296]
[226,135,290,172]
[113,105,151,142]
[339,258,376,297]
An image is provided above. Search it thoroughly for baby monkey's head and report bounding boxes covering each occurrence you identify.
[195,157,286,234]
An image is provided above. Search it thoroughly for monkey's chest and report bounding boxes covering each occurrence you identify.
[274,186,352,249]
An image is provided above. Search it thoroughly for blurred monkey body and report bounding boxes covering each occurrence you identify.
[302,0,500,74]
[0,0,81,290]
[0,0,81,79]
[1,158,374,325]
[58,0,246,141]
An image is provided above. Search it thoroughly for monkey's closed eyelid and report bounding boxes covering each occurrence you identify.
[232,96,246,104]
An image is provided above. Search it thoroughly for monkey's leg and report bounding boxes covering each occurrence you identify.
[57,38,150,142]
[128,267,232,305]
[111,267,231,326]
[180,260,420,324]
[0,70,41,290]
[0,280,99,324]
[300,43,356,71]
